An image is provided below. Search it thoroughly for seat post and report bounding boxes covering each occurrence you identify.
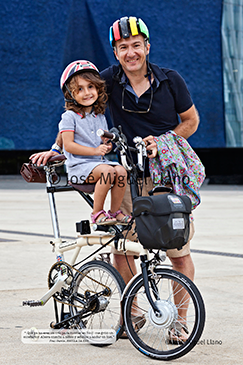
[46,170,61,239]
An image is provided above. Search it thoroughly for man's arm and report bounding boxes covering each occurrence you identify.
[143,104,199,158]
[30,132,63,166]
[54,132,63,149]
[173,105,199,139]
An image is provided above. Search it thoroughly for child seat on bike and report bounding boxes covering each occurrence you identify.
[46,155,96,194]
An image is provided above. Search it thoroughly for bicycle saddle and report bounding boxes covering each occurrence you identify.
[47,154,66,165]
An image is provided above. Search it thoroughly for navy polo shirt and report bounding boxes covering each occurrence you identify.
[101,63,193,146]
[100,63,193,175]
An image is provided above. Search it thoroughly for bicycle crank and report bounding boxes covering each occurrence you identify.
[47,261,111,309]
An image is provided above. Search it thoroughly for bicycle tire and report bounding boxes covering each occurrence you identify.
[71,260,126,342]
[123,268,205,360]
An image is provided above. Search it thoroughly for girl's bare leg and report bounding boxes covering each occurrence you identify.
[87,164,116,221]
[109,165,129,220]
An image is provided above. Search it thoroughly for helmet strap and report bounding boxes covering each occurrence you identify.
[64,83,79,105]
[144,58,152,78]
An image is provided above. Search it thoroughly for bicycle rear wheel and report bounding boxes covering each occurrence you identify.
[72,260,125,341]
[123,268,205,360]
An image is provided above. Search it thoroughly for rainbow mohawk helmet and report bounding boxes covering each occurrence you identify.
[109,16,149,48]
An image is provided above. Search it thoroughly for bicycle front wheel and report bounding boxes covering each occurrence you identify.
[123,268,205,360]
[72,260,125,341]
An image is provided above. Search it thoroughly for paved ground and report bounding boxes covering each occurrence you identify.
[0,175,243,364]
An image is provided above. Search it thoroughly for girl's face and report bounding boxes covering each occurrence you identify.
[72,75,98,112]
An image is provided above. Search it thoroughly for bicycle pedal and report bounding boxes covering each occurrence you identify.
[22,300,43,307]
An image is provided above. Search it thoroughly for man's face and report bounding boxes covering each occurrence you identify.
[114,34,150,75]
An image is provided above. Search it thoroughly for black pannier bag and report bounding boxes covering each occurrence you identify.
[133,191,192,251]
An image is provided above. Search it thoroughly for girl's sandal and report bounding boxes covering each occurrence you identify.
[107,209,132,225]
[90,210,116,226]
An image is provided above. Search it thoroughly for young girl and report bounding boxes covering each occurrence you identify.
[59,60,131,225]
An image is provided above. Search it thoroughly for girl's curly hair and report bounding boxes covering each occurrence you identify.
[64,72,108,116]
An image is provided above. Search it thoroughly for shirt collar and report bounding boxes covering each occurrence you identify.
[114,62,168,90]
[77,111,97,118]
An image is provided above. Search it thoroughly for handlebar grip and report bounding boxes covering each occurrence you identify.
[97,129,119,142]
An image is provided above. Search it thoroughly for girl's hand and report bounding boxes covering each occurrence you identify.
[101,135,113,153]
[94,144,110,156]
[100,136,110,144]
[104,141,112,153]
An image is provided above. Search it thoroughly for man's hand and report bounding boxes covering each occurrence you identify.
[29,150,58,166]
[143,135,157,158]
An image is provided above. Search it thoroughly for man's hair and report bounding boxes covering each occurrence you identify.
[64,72,108,116]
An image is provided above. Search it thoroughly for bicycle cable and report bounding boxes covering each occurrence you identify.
[72,235,115,268]
[122,219,136,278]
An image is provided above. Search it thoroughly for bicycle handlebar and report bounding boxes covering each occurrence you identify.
[97,129,119,142]
[97,127,148,174]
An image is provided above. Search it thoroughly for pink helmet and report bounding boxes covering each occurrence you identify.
[60,60,99,91]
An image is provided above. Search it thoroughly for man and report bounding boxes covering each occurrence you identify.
[31,16,199,341]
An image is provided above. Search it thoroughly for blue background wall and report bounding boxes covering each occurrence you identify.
[0,0,225,151]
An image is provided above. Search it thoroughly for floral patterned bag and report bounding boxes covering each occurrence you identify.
[149,131,206,210]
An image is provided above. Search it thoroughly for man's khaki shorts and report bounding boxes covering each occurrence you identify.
[112,177,194,258]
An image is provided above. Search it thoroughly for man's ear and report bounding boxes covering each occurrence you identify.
[146,42,151,56]
[113,49,119,61]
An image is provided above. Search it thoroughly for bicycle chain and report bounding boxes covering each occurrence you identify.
[47,261,111,309]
